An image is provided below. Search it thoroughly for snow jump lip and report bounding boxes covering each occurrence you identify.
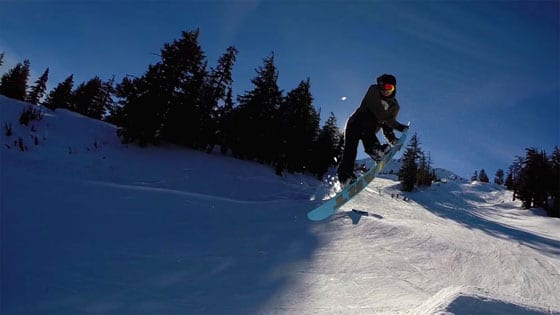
[86,180,287,205]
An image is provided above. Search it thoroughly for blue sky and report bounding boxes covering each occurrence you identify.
[1,1,558,178]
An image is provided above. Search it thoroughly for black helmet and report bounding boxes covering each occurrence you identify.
[376,74,396,86]
[377,74,397,97]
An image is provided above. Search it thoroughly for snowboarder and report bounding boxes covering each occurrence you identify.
[337,73,408,185]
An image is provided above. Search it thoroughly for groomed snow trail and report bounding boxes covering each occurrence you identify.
[284,178,560,314]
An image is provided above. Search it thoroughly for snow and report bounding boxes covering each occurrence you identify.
[1,95,559,314]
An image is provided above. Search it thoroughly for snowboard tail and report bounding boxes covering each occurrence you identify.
[307,126,409,221]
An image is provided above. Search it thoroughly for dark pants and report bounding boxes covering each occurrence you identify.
[337,115,382,179]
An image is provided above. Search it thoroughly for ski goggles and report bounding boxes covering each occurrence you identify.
[381,83,395,93]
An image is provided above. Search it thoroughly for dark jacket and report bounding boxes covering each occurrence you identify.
[348,84,404,133]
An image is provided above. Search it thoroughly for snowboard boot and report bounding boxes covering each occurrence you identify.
[337,169,357,187]
[368,144,391,162]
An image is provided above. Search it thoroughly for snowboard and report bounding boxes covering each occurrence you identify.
[307,126,409,221]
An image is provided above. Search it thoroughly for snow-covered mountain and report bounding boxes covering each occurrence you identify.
[1,95,559,314]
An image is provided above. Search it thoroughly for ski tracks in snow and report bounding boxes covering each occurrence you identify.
[302,177,560,314]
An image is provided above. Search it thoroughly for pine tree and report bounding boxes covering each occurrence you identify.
[276,78,320,175]
[506,163,519,192]
[505,171,514,190]
[0,59,31,100]
[233,53,283,162]
[71,76,112,120]
[494,169,505,185]
[471,171,479,182]
[478,169,489,183]
[506,156,524,201]
[416,151,433,187]
[99,77,116,122]
[115,65,166,146]
[311,112,342,179]
[505,148,559,217]
[42,74,74,110]
[431,169,438,182]
[26,68,49,105]
[549,147,560,217]
[202,46,238,151]
[159,29,208,147]
[104,99,124,126]
[0,52,5,67]
[216,87,236,155]
[397,133,435,190]
[517,148,549,208]
[117,30,208,147]
[399,133,420,192]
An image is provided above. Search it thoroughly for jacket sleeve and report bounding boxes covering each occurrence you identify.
[382,103,401,129]
[378,99,407,132]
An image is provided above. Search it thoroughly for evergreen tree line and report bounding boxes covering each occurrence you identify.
[0,29,343,178]
[504,147,560,217]
[469,168,507,185]
[113,30,343,178]
[470,147,559,217]
[0,57,116,121]
[398,133,437,192]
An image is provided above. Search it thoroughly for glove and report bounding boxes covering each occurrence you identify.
[388,137,399,146]
[396,123,409,132]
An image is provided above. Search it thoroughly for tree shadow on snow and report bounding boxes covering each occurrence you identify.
[445,295,551,315]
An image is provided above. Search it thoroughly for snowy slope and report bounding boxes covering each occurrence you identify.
[1,95,559,314]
